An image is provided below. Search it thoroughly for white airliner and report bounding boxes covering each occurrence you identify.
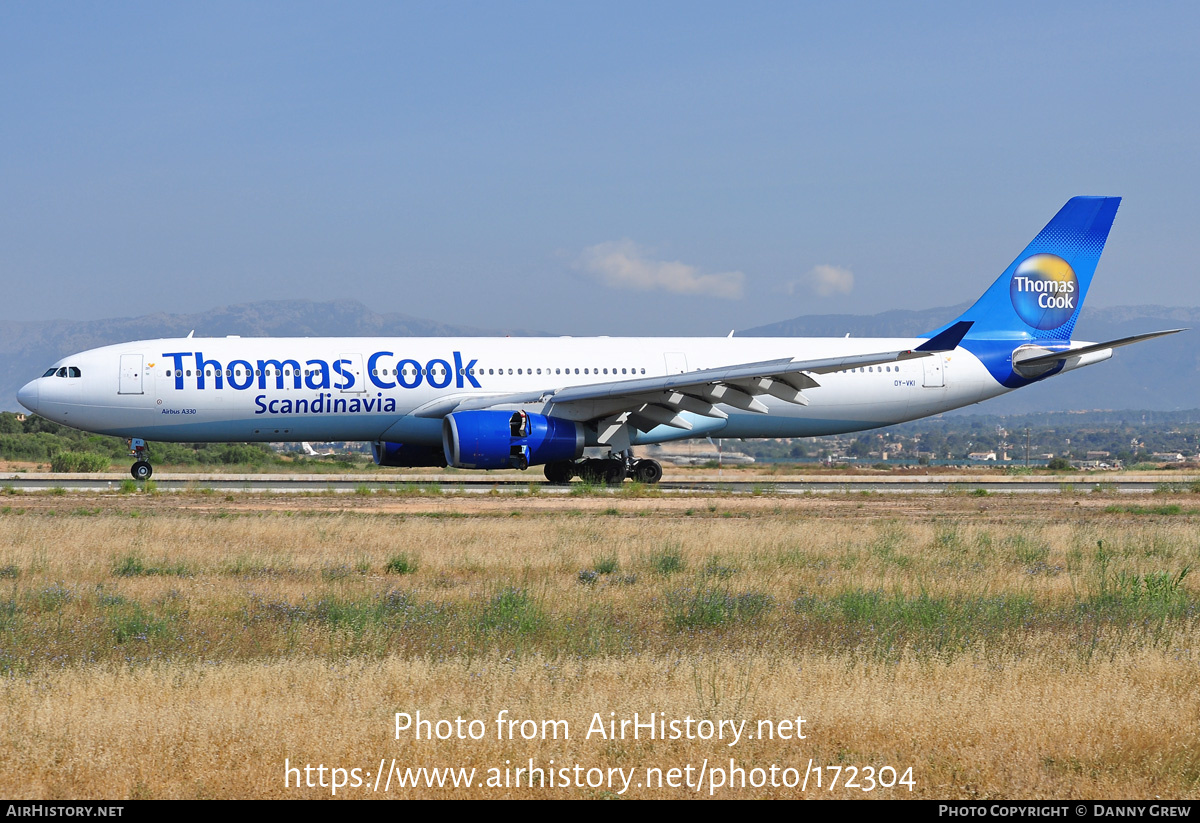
[16,197,1182,483]
[300,442,336,457]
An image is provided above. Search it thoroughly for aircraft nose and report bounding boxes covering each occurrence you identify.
[17,379,39,413]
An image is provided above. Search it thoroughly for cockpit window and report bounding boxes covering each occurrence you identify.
[56,368,68,378]
[69,367,81,378]
[43,368,56,377]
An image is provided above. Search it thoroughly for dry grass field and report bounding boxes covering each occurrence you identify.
[0,486,1197,798]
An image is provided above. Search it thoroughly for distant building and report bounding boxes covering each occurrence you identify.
[1075,460,1118,471]
[968,452,997,462]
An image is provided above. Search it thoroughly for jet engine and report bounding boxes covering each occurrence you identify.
[371,441,448,468]
[443,410,585,470]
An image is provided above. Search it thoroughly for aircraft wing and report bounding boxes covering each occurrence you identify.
[415,322,973,441]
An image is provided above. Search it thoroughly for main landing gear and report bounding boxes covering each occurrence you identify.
[127,438,153,480]
[543,450,663,485]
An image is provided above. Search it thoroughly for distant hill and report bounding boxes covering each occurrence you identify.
[741,305,1199,413]
[0,300,544,412]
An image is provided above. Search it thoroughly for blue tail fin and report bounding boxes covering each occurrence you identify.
[927,196,1121,342]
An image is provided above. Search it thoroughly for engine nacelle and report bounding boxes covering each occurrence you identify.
[443,410,585,470]
[371,441,448,468]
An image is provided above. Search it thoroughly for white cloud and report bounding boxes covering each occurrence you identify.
[786,264,855,297]
[577,240,745,299]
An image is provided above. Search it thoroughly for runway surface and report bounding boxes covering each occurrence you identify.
[2,471,1196,494]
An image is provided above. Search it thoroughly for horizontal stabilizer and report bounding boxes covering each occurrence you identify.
[1013,328,1186,369]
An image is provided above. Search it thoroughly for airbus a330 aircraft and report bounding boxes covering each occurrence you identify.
[16,197,1182,483]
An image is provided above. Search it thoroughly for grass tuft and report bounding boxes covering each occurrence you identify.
[667,587,775,628]
[1104,504,1185,516]
[384,553,418,575]
[592,555,619,575]
[648,545,686,576]
[701,556,738,579]
[112,553,191,578]
[476,587,544,635]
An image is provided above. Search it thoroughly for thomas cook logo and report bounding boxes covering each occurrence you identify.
[1009,254,1078,330]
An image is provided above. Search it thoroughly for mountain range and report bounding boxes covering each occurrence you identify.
[2,300,1193,415]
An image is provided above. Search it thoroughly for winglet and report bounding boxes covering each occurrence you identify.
[915,321,973,352]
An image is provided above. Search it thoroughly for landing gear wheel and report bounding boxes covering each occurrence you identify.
[633,459,663,484]
[544,461,574,485]
[579,459,604,484]
[131,461,153,481]
[603,459,625,485]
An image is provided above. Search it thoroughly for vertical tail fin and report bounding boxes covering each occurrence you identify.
[928,196,1121,341]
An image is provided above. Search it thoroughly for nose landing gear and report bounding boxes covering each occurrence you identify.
[127,438,153,480]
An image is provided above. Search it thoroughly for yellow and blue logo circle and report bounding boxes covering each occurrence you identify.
[1009,254,1078,330]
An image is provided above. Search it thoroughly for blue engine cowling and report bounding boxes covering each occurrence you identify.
[443,410,585,470]
[371,441,448,468]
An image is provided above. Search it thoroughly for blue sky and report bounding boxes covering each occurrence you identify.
[2,2,1197,335]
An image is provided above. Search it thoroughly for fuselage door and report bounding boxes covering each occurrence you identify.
[118,354,144,395]
[922,354,946,388]
[337,353,366,393]
[664,352,689,375]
